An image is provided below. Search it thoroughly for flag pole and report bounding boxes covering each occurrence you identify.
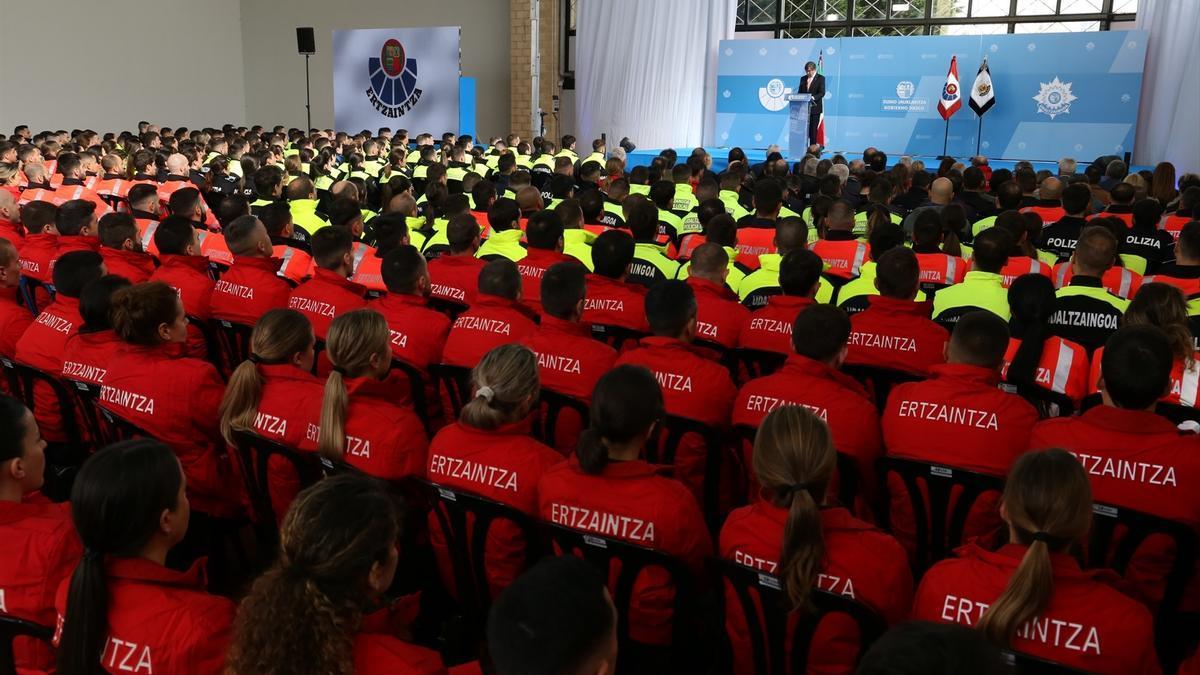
[943,119,949,157]
[976,115,982,156]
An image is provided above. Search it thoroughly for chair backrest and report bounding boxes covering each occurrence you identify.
[391,358,431,434]
[535,388,589,450]
[427,297,469,321]
[0,355,23,400]
[97,405,155,443]
[0,614,53,675]
[185,314,224,375]
[1000,382,1076,419]
[213,319,254,378]
[62,377,115,447]
[229,429,328,542]
[1154,401,1200,427]
[735,348,787,381]
[430,363,473,420]
[714,558,885,675]
[879,456,1006,575]
[841,363,923,411]
[648,414,725,531]
[1002,649,1093,675]
[17,276,53,315]
[12,362,83,446]
[589,323,646,351]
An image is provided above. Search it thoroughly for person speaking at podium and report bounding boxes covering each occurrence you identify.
[798,61,825,148]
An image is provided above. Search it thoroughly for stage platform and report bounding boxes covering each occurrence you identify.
[625,146,1151,175]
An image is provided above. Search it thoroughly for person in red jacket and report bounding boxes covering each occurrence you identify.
[1030,325,1200,612]
[259,201,314,285]
[427,344,562,596]
[228,473,447,675]
[525,262,617,452]
[287,226,367,340]
[912,210,967,288]
[15,250,105,443]
[737,249,822,357]
[812,201,868,280]
[47,153,111,216]
[0,238,32,358]
[349,211,415,292]
[97,212,155,282]
[686,243,749,350]
[101,281,241,517]
[616,279,737,503]
[210,214,292,328]
[169,188,232,267]
[1002,274,1091,409]
[442,258,539,368]
[55,439,236,675]
[218,309,322,521]
[538,365,712,647]
[0,188,26,251]
[720,405,911,675]
[369,245,452,371]
[16,200,57,287]
[148,216,216,358]
[582,229,650,335]
[303,309,427,481]
[913,449,1160,674]
[426,213,486,308]
[50,199,102,272]
[518,209,574,314]
[733,304,882,510]
[846,247,949,376]
[60,275,129,387]
[0,395,82,672]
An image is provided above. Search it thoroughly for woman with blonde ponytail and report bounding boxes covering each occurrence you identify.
[719,405,910,675]
[915,449,1159,674]
[426,344,562,596]
[300,309,427,480]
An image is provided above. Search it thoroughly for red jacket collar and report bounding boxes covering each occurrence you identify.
[523,248,570,265]
[258,362,319,384]
[968,543,1090,580]
[232,255,284,272]
[455,413,536,437]
[436,253,485,268]
[1079,404,1181,435]
[475,293,540,322]
[586,273,644,295]
[75,328,123,347]
[49,295,81,315]
[373,292,429,310]
[102,246,156,271]
[864,294,929,318]
[765,295,814,312]
[0,218,23,235]
[122,341,190,359]
[313,267,367,295]
[927,362,1001,387]
[538,314,590,338]
[687,275,738,302]
[58,235,100,252]
[782,354,870,398]
[105,556,209,590]
[159,253,211,273]
[567,455,667,479]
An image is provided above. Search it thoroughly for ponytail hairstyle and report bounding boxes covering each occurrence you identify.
[1006,274,1058,390]
[977,449,1092,646]
[460,344,540,431]
[940,203,966,258]
[318,310,390,460]
[229,473,401,675]
[1125,283,1196,369]
[110,281,181,346]
[576,365,663,475]
[57,440,184,675]
[752,405,836,610]
[219,309,315,445]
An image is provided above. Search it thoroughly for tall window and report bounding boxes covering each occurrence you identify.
[736,0,1136,37]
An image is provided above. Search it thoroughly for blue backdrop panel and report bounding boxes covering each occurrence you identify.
[715,31,1147,161]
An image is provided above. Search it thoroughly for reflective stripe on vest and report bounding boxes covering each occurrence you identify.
[850,243,868,277]
[1051,341,1074,394]
[945,256,958,283]
[140,222,159,251]
[1116,269,1133,299]
[352,243,370,273]
[1055,264,1069,288]
[1181,362,1200,407]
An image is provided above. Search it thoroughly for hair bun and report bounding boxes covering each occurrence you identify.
[476,385,495,403]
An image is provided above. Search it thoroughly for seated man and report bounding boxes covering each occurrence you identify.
[683,243,749,351]
[287,227,368,340]
[846,247,948,376]
[581,230,649,334]
[1048,226,1129,355]
[516,210,573,314]
[210,215,292,327]
[96,213,155,283]
[737,249,824,357]
[623,198,679,286]
[426,213,487,307]
[441,258,538,368]
[932,228,1012,328]
[739,216,832,308]
[368,245,451,371]
[835,223,914,315]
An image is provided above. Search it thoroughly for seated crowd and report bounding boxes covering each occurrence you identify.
[1,122,1199,675]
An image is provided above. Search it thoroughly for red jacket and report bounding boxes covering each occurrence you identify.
[734,227,776,270]
[845,296,948,376]
[1030,406,1200,610]
[812,236,868,279]
[18,232,58,284]
[61,329,124,385]
[210,256,291,327]
[913,543,1160,675]
[0,290,33,357]
[427,419,563,597]
[149,254,215,358]
[517,247,574,313]
[299,375,428,481]
[1052,262,1142,299]
[733,354,882,507]
[99,247,156,283]
[525,315,617,453]
[48,180,112,216]
[1021,203,1067,225]
[427,253,486,306]
[0,498,80,672]
[354,633,448,675]
[736,295,814,355]
[273,242,314,285]
[287,267,368,340]
[719,502,911,675]
[688,277,750,350]
[0,217,26,251]
[100,343,241,517]
[52,235,101,272]
[996,256,1053,288]
[441,294,539,368]
[54,557,236,675]
[1086,347,1200,407]
[15,295,83,442]
[915,252,967,286]
[247,363,326,521]
[582,274,649,332]
[537,457,712,645]
[1001,336,1090,406]
[369,293,453,370]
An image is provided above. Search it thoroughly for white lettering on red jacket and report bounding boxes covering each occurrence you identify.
[895,400,1000,430]
[102,636,154,674]
[696,321,719,339]
[62,361,106,382]
[584,298,625,312]
[730,551,857,597]
[100,386,156,415]
[1069,451,1177,487]
[849,331,918,352]
[650,369,693,393]
[454,315,512,335]
[429,454,519,492]
[390,330,408,348]
[34,312,73,335]
[550,503,656,543]
[253,412,287,437]
[289,296,336,318]
[744,394,829,420]
[536,351,582,374]
[940,594,1101,655]
[431,283,467,302]
[749,317,792,335]
[214,279,254,299]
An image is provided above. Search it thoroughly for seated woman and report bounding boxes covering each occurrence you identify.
[537,365,711,648]
[426,344,562,597]
[719,404,912,675]
[56,439,235,673]
[102,281,241,517]
[1002,274,1090,409]
[228,473,446,675]
[302,309,427,481]
[913,449,1159,673]
[0,395,80,672]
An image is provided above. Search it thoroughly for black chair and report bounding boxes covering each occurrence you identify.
[541,522,700,672]
[535,388,589,450]
[0,614,53,675]
[428,297,469,321]
[589,323,646,351]
[841,363,923,411]
[212,318,253,377]
[735,425,861,514]
[694,339,739,381]
[430,364,473,420]
[97,405,154,442]
[392,358,432,434]
[1155,401,1200,427]
[1000,382,1076,419]
[13,362,87,501]
[0,355,22,400]
[714,558,885,675]
[1003,650,1093,674]
[648,414,726,532]
[734,348,787,381]
[229,429,329,546]
[17,277,53,315]
[878,456,1006,576]
[61,377,115,447]
[186,314,224,375]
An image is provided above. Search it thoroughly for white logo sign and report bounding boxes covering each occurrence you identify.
[759,78,792,112]
[1033,77,1077,120]
[896,81,915,99]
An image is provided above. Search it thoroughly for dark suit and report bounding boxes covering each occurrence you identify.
[798,73,826,146]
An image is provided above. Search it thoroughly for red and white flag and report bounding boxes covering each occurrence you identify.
[938,55,962,121]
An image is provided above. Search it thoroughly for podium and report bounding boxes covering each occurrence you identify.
[786,93,812,155]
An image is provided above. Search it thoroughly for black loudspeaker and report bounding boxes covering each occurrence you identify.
[296,27,316,55]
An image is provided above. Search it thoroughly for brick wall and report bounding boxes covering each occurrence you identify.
[509,0,561,141]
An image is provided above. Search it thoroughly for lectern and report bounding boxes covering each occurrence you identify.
[786,93,812,155]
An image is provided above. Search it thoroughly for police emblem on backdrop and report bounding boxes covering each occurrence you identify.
[366,39,422,118]
[758,78,792,112]
[1032,77,1077,120]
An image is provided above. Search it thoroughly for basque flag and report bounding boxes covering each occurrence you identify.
[938,55,962,121]
[969,57,996,116]
[815,51,826,146]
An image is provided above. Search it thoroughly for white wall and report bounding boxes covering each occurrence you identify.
[238,0,511,138]
[0,0,246,132]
